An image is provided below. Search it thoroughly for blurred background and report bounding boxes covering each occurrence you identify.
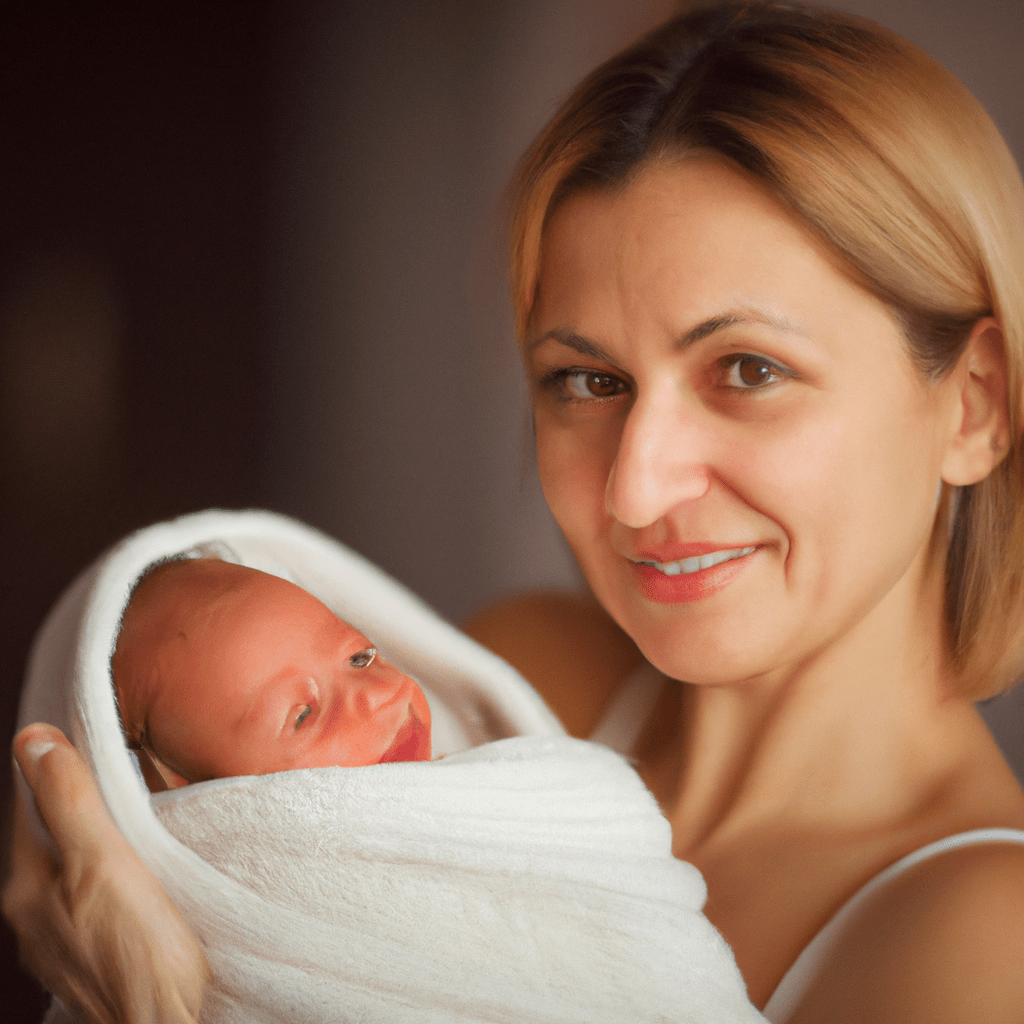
[2,0,1021,1016]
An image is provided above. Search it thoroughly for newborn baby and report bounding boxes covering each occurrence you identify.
[112,557,432,790]
[24,512,764,1023]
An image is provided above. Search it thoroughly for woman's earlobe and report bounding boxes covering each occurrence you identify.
[940,318,1010,486]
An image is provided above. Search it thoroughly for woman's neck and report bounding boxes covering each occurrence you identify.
[636,559,976,856]
[629,536,1024,1006]
[635,576,1024,1007]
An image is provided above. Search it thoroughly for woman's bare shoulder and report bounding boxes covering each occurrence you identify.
[462,591,642,737]
[789,840,1024,1023]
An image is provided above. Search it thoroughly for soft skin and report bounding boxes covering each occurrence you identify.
[528,158,991,694]
[114,560,432,788]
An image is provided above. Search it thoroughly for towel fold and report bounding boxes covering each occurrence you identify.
[19,509,763,1023]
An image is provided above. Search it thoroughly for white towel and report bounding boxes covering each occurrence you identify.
[19,509,763,1023]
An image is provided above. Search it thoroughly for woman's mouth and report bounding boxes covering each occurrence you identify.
[631,546,757,603]
[634,546,755,576]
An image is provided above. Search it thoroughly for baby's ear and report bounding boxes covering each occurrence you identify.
[940,318,1010,487]
[134,746,190,792]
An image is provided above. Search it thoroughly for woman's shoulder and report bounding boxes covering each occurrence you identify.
[788,836,1024,1023]
[462,591,642,737]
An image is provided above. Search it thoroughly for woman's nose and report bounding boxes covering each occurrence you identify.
[605,389,711,528]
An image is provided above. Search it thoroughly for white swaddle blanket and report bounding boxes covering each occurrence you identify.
[19,509,763,1023]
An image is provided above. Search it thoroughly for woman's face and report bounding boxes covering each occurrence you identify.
[526,158,964,686]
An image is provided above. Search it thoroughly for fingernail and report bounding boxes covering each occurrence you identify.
[24,739,57,762]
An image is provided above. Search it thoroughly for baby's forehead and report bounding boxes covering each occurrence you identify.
[135,558,357,642]
[140,556,255,594]
[132,558,279,618]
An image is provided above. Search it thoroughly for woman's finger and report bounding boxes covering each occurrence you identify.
[6,723,210,1023]
[13,724,118,862]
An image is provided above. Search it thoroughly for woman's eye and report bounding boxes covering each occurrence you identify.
[563,370,627,400]
[722,355,786,390]
[349,646,377,669]
[295,705,313,729]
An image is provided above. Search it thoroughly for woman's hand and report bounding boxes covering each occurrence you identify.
[3,724,209,1023]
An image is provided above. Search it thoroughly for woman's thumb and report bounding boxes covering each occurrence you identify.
[13,723,119,861]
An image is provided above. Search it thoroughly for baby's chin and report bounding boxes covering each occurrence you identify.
[376,709,431,764]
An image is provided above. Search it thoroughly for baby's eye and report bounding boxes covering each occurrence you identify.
[349,646,377,669]
[563,369,628,400]
[295,705,313,729]
[721,354,789,390]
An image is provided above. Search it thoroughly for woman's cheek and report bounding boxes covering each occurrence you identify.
[536,421,614,544]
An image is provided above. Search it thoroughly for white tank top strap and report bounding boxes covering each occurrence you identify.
[762,827,1024,1022]
[588,659,665,758]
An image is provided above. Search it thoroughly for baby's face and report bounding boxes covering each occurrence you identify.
[114,560,431,786]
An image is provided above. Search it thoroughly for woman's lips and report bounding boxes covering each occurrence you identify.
[635,545,756,576]
[631,546,757,603]
[377,709,431,763]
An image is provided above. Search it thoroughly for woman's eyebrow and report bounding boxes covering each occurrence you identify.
[528,327,611,359]
[679,309,806,347]
[529,308,806,357]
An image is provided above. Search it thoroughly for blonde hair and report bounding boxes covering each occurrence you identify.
[510,0,1024,698]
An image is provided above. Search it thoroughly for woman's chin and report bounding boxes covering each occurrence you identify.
[627,616,783,688]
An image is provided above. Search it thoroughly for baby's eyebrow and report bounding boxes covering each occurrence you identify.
[237,670,313,733]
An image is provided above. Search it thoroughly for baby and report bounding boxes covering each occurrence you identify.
[23,515,764,1024]
[112,557,432,791]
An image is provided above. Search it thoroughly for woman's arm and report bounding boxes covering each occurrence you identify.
[788,842,1024,1023]
[3,724,209,1023]
[462,591,642,738]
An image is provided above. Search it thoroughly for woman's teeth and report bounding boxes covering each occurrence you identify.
[636,546,756,576]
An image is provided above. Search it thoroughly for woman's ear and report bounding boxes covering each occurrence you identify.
[940,317,1010,486]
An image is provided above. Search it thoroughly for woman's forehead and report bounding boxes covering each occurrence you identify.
[533,160,863,341]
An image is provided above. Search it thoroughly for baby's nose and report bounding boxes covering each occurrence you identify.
[350,664,413,715]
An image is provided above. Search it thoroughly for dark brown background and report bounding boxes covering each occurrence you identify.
[1,1,1020,1017]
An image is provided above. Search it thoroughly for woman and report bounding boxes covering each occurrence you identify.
[7,2,1024,1020]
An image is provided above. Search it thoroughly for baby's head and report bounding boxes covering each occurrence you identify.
[112,557,431,789]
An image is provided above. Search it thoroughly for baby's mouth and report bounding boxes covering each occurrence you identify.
[377,709,431,764]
